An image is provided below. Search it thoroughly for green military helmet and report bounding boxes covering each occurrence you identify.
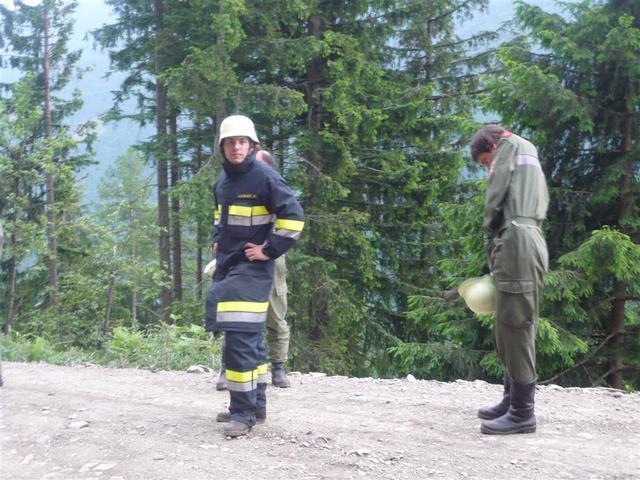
[458,274,496,314]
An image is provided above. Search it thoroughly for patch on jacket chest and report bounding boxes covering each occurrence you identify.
[236,193,257,199]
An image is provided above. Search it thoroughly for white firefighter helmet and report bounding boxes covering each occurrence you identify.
[458,274,496,314]
[218,115,259,145]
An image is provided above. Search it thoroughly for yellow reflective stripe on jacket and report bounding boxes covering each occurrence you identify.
[228,205,270,217]
[217,301,269,313]
[274,219,304,232]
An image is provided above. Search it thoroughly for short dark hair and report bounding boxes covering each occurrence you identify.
[470,124,505,161]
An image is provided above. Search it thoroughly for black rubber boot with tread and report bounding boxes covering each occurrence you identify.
[481,380,536,435]
[478,375,510,420]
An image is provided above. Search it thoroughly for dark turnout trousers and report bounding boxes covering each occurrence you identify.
[224,330,268,427]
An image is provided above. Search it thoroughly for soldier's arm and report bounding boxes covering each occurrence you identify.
[483,139,516,233]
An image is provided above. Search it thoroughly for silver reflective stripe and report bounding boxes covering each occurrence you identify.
[216,311,267,323]
[252,214,276,225]
[515,154,542,172]
[257,373,269,384]
[228,380,257,392]
[275,229,301,240]
[228,216,252,226]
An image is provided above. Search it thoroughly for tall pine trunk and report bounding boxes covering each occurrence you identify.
[43,7,58,306]
[155,0,172,322]
[130,208,138,329]
[4,229,18,335]
[169,111,182,302]
[305,15,330,349]
[194,124,204,301]
[606,105,634,389]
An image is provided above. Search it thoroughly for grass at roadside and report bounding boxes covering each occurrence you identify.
[0,324,221,371]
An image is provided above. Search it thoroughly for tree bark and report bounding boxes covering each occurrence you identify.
[605,104,634,389]
[43,7,58,306]
[155,0,172,322]
[305,15,330,349]
[4,229,18,335]
[169,110,182,302]
[130,208,138,329]
[103,246,117,338]
[194,123,203,301]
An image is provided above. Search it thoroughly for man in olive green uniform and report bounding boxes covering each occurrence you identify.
[266,253,291,387]
[471,124,549,435]
[215,150,292,390]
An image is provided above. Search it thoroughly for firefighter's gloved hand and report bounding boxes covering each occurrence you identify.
[244,242,270,262]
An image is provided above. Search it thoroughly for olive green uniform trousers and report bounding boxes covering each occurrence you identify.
[266,255,289,364]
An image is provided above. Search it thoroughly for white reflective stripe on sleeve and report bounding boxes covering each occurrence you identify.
[515,154,542,172]
[275,229,302,240]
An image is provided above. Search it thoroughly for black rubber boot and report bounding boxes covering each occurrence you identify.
[215,367,228,391]
[478,375,510,420]
[271,363,291,388]
[481,380,536,435]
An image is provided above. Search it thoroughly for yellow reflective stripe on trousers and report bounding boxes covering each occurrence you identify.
[257,363,269,384]
[227,368,258,392]
[218,301,269,313]
[217,301,269,324]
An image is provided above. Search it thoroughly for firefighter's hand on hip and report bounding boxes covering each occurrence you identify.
[244,242,270,262]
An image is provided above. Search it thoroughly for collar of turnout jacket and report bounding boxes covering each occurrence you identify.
[222,152,256,176]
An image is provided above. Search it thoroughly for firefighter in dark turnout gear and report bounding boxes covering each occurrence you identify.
[471,124,549,435]
[205,115,304,437]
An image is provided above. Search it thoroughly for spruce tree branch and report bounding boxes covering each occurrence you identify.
[596,365,638,387]
[540,331,619,385]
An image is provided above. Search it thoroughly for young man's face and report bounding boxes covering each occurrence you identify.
[223,136,252,164]
[476,151,494,169]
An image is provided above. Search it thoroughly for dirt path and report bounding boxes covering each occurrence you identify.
[1,362,639,480]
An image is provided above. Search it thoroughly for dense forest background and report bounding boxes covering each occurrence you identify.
[0,0,638,390]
